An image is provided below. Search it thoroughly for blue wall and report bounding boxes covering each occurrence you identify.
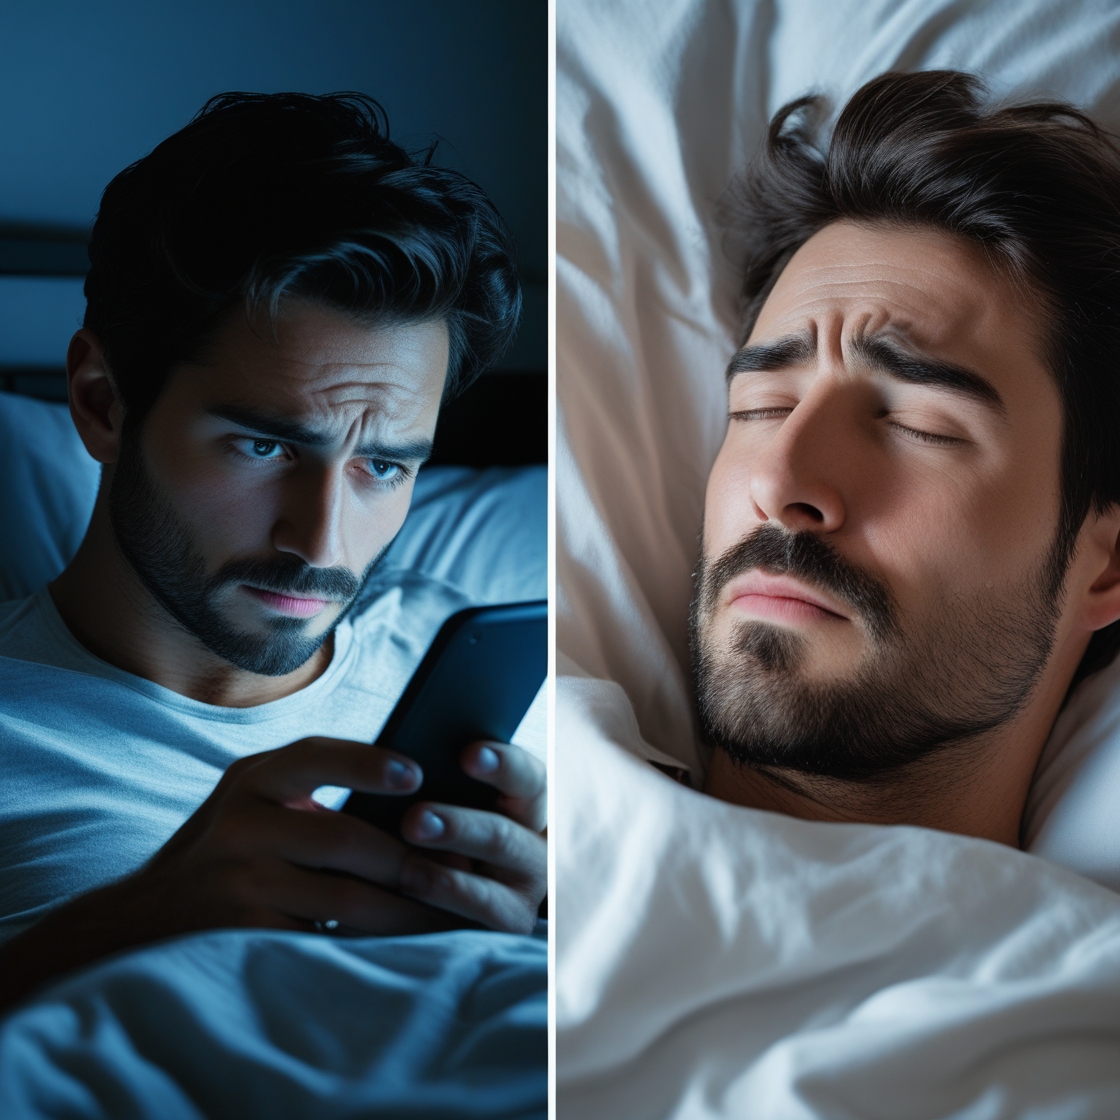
[0,0,546,371]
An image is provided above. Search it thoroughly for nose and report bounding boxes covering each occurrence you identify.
[748,390,847,534]
[270,461,346,569]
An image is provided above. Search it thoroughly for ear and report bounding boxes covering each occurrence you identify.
[1077,505,1120,633]
[66,329,124,465]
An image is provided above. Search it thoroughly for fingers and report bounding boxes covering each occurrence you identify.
[397,856,541,934]
[397,801,546,932]
[254,803,409,886]
[190,738,546,938]
[460,741,546,831]
[460,741,545,800]
[401,802,545,875]
[229,738,423,804]
[241,861,463,937]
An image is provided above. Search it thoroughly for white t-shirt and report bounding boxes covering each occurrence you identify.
[0,571,476,942]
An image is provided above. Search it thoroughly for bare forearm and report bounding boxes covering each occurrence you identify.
[0,879,154,1012]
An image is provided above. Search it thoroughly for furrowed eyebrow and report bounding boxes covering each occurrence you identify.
[209,405,330,446]
[851,334,1005,412]
[725,334,816,382]
[207,405,432,463]
[726,331,1006,414]
[354,438,433,463]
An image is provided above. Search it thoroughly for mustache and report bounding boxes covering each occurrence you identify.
[215,555,362,601]
[700,524,897,641]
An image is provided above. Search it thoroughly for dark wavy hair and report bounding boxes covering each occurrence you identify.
[718,69,1120,687]
[84,91,521,421]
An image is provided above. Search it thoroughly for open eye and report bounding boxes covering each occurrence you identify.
[365,459,404,484]
[232,437,289,461]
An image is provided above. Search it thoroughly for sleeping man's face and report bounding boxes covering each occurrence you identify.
[108,300,447,676]
[692,220,1096,779]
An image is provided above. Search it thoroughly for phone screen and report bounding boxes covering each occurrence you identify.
[341,600,547,833]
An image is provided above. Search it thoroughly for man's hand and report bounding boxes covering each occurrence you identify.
[127,736,456,940]
[397,740,547,934]
[0,736,546,1010]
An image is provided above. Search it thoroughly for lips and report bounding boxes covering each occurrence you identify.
[242,586,334,618]
[724,571,849,624]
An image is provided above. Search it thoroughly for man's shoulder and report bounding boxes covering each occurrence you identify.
[338,567,479,702]
[346,567,478,664]
[0,591,57,664]
[349,566,478,635]
[0,588,117,682]
[0,593,37,635]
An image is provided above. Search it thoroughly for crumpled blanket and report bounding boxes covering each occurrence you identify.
[0,927,546,1120]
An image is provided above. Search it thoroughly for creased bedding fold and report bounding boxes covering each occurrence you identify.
[556,677,1120,1119]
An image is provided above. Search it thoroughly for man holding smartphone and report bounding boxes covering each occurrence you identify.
[0,92,545,1008]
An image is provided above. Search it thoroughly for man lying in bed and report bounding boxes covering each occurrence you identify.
[0,92,545,1009]
[691,70,1120,845]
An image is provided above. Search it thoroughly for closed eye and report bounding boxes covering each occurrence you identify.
[730,408,963,448]
[729,407,794,422]
[888,421,964,447]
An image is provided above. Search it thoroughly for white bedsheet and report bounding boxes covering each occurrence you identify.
[556,680,1120,1119]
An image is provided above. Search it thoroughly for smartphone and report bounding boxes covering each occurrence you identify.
[341,600,547,834]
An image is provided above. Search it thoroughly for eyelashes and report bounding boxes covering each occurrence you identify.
[729,408,791,422]
[236,437,289,461]
[729,408,964,447]
[886,421,963,447]
[363,460,411,487]
[228,439,413,488]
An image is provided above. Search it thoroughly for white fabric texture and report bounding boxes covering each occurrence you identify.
[557,0,1120,878]
[1022,651,1120,891]
[557,0,1120,1114]
[0,929,546,1120]
[0,392,100,602]
[556,681,1120,1118]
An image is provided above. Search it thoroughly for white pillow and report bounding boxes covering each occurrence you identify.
[383,465,546,605]
[0,392,99,601]
[557,0,1120,886]
[0,391,546,608]
[1022,658,1120,891]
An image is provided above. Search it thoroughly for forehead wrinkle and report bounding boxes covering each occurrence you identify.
[306,380,428,438]
[765,228,1016,346]
[755,275,998,385]
[211,381,424,450]
[304,377,404,406]
[284,355,423,377]
[773,278,967,334]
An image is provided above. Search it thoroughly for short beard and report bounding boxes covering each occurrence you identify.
[689,524,1062,781]
[108,426,384,677]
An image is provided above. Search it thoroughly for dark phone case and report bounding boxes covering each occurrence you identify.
[341,600,547,835]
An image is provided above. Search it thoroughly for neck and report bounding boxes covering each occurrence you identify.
[703,663,1082,847]
[49,491,330,708]
[703,746,1023,844]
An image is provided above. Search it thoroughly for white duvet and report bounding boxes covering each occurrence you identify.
[557,0,1120,1114]
[557,681,1120,1118]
